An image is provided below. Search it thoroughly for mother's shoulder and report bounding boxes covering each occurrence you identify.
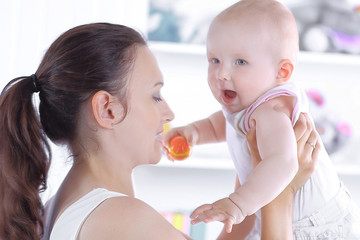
[85,195,153,224]
[78,196,187,240]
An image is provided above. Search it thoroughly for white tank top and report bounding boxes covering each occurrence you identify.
[43,188,126,240]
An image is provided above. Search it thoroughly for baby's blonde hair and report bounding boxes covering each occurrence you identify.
[215,0,299,63]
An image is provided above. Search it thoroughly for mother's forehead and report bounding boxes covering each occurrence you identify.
[128,46,163,86]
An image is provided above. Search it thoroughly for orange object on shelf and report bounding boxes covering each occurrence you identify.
[169,136,191,160]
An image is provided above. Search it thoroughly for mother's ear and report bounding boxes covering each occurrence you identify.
[91,90,119,129]
[276,59,294,84]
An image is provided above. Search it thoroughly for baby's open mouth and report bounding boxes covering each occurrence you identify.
[222,90,237,104]
[224,90,237,99]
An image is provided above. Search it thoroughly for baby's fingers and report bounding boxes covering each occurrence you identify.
[224,218,235,233]
[190,204,212,219]
[162,130,180,148]
[160,143,175,162]
[190,204,212,224]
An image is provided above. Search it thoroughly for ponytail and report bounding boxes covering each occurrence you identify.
[0,76,50,240]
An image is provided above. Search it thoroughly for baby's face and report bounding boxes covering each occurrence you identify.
[206,19,281,113]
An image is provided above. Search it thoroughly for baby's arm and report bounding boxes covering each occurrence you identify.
[163,110,226,148]
[191,97,298,232]
[217,176,256,239]
[229,98,298,218]
[193,110,226,144]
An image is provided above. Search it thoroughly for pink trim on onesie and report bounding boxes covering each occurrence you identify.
[243,89,299,132]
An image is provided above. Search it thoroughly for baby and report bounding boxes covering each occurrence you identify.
[164,0,360,238]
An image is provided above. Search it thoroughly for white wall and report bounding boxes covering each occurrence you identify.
[0,0,149,91]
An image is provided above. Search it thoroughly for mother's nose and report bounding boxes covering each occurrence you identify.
[162,101,175,123]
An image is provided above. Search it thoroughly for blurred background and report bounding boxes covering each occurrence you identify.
[1,0,359,239]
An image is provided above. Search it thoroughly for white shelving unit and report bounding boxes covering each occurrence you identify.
[149,41,360,65]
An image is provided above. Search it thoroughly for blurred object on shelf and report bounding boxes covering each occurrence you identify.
[291,0,360,54]
[148,6,182,42]
[147,0,216,44]
[147,0,360,55]
[161,211,206,239]
[306,89,353,155]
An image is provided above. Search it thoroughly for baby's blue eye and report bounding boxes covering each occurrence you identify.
[211,58,220,64]
[235,59,247,65]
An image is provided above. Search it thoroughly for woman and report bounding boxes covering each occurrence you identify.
[0,23,318,240]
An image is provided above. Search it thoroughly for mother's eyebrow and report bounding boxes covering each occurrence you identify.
[153,82,164,88]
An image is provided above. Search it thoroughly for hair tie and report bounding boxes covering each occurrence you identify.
[31,74,40,93]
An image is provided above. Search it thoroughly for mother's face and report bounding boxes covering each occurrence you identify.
[116,46,174,166]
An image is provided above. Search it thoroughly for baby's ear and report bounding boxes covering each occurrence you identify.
[276,59,294,84]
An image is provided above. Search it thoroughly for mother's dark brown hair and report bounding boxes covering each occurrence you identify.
[0,23,146,240]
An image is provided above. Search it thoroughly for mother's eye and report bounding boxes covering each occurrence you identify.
[153,95,163,102]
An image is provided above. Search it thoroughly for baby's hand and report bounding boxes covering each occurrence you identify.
[190,198,245,233]
[162,124,199,159]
